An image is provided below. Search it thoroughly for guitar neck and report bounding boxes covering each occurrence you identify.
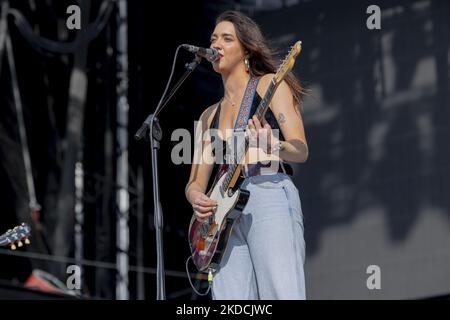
[254,78,278,121]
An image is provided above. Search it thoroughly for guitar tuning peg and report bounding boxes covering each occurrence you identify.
[18,241,23,247]
[25,238,30,245]
[11,243,17,250]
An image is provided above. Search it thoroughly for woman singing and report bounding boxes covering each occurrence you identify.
[185,10,308,299]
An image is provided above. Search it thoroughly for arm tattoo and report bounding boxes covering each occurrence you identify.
[277,113,286,126]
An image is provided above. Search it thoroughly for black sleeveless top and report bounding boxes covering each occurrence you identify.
[209,93,285,164]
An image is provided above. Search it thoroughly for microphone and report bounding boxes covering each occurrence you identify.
[181,44,219,62]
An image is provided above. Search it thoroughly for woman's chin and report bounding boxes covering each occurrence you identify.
[212,64,226,74]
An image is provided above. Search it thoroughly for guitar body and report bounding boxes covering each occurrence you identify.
[188,168,250,272]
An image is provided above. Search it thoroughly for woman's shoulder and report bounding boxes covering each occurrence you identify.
[257,73,292,98]
[256,73,276,97]
[259,73,276,82]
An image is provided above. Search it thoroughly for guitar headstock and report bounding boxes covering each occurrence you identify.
[273,40,302,85]
[0,223,31,250]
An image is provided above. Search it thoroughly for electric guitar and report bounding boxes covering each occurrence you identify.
[188,41,302,272]
[0,223,31,250]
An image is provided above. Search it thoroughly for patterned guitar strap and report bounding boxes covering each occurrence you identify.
[224,77,260,174]
[233,77,260,130]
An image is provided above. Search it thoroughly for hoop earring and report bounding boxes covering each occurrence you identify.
[244,58,250,73]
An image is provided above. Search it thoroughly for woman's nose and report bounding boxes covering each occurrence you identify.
[211,39,223,50]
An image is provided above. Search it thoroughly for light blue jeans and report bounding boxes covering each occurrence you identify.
[211,173,306,300]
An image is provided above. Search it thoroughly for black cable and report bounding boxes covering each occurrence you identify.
[7,0,115,55]
[134,45,183,140]
[5,32,40,212]
[185,256,212,297]
[0,1,9,74]
[0,247,194,279]
[154,45,183,116]
[87,0,115,40]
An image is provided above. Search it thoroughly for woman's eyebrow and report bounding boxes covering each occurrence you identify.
[211,32,235,38]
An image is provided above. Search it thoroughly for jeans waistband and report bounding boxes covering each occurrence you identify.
[243,161,293,178]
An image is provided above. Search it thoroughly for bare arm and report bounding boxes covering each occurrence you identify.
[255,74,308,163]
[185,105,218,221]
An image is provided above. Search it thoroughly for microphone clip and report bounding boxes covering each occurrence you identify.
[186,54,202,71]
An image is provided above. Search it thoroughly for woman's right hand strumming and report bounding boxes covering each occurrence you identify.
[189,190,218,223]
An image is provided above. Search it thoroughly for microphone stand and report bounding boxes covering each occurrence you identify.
[135,54,202,300]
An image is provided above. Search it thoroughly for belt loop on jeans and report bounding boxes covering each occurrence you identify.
[280,162,287,175]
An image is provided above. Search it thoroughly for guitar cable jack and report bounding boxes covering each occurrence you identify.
[185,256,213,296]
[208,269,214,282]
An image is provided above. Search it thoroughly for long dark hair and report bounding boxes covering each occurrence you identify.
[216,10,305,110]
